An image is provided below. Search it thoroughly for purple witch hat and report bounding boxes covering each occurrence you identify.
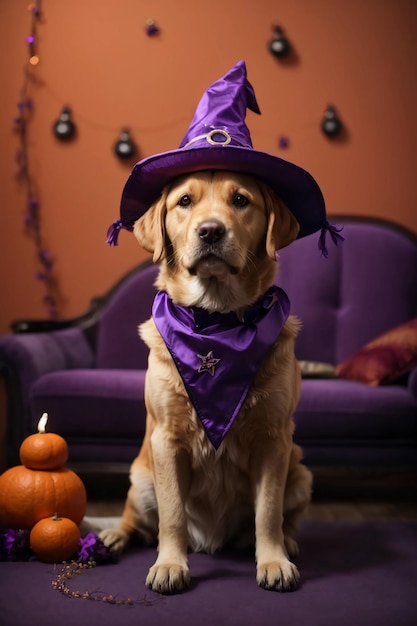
[107,60,342,254]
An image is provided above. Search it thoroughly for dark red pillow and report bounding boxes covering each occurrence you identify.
[336,318,417,386]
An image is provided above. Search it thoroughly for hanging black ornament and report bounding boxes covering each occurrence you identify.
[53,106,76,141]
[321,105,343,138]
[269,26,291,58]
[145,18,160,36]
[114,129,138,160]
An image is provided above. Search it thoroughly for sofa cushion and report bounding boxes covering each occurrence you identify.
[335,318,417,385]
[29,370,147,441]
[30,372,417,452]
[294,378,417,442]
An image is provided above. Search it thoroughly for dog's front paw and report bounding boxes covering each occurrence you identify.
[146,561,190,594]
[99,528,130,555]
[257,559,300,592]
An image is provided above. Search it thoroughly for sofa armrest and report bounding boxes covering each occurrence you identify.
[10,297,105,335]
[0,327,95,466]
[407,366,417,399]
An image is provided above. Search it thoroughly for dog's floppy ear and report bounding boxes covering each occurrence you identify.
[133,192,168,263]
[262,185,300,258]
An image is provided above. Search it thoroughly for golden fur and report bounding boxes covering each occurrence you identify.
[100,171,313,593]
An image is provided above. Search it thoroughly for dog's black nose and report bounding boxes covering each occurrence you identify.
[198,221,226,244]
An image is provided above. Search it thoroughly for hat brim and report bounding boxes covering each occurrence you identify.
[120,145,326,239]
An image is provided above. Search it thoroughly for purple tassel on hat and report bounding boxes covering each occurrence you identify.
[319,221,344,258]
[106,220,123,246]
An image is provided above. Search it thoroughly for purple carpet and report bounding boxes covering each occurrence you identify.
[1,520,416,626]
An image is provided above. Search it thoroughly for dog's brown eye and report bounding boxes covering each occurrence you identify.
[178,194,192,207]
[232,193,249,208]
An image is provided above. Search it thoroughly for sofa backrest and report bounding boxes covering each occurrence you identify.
[277,217,417,363]
[95,217,417,369]
[96,261,158,369]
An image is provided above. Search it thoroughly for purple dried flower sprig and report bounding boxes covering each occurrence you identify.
[0,528,115,564]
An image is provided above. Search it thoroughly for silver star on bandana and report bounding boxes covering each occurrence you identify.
[197,351,221,376]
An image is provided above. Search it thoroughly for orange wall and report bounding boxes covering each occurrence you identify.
[1,0,416,333]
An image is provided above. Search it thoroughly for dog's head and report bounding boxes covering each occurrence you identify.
[134,170,299,312]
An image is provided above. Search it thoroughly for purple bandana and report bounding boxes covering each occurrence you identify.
[152,286,290,449]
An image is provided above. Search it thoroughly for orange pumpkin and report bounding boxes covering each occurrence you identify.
[0,466,87,529]
[30,514,81,563]
[19,431,69,470]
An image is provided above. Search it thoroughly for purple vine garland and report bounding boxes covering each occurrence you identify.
[0,528,165,607]
[13,1,59,318]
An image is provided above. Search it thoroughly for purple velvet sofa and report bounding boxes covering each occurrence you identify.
[1,216,417,496]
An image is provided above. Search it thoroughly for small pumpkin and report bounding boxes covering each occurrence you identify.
[30,514,81,563]
[19,412,68,470]
[0,466,87,529]
[19,431,69,470]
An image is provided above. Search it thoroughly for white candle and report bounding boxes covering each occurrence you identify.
[37,412,49,434]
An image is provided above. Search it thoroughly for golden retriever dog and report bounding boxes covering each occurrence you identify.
[100,170,313,594]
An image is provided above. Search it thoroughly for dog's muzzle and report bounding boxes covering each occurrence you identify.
[187,220,239,277]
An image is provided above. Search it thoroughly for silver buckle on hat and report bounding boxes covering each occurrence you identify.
[206,129,232,145]
[182,129,232,149]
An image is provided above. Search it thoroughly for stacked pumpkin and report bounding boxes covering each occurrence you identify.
[0,413,87,562]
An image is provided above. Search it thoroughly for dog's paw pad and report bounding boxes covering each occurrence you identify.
[99,528,129,554]
[146,563,190,594]
[257,560,300,592]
